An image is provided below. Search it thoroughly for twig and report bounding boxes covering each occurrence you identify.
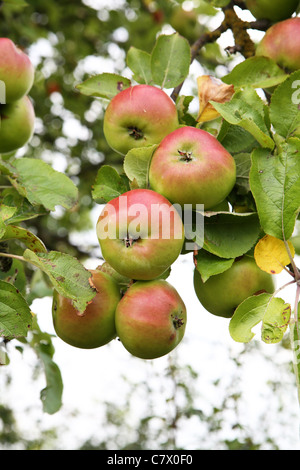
[246,19,272,31]
[170,1,272,102]
[171,20,229,102]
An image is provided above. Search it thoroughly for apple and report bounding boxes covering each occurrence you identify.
[103,84,179,155]
[52,269,121,349]
[0,96,35,154]
[0,38,34,104]
[193,255,275,318]
[256,17,300,71]
[115,279,187,359]
[149,126,236,209]
[246,0,298,22]
[97,188,185,281]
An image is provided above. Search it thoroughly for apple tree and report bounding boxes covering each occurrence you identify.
[1,0,300,423]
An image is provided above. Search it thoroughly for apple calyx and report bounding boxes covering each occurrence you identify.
[124,233,141,248]
[128,126,144,140]
[178,149,193,162]
[172,315,185,329]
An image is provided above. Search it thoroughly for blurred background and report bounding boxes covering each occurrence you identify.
[0,0,299,450]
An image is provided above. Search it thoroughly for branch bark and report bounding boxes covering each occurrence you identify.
[170,20,229,102]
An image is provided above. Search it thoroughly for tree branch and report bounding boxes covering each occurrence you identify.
[170,20,229,102]
[246,19,272,30]
[170,0,272,102]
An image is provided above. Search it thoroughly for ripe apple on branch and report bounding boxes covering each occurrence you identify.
[2,0,300,416]
[0,38,35,154]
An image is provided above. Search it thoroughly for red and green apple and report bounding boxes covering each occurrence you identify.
[103,84,179,155]
[149,126,236,209]
[0,95,35,154]
[0,38,34,104]
[115,279,187,359]
[256,17,300,71]
[96,189,185,281]
[52,269,121,349]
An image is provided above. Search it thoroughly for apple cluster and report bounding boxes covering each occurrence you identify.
[52,267,187,360]
[52,78,278,358]
[0,38,35,154]
[52,0,300,358]
[50,84,245,359]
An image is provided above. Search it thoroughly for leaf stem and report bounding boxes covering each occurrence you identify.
[271,279,297,299]
[284,239,300,281]
[0,252,25,262]
[294,282,300,324]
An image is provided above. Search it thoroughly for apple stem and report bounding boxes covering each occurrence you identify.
[178,150,193,162]
[124,234,141,247]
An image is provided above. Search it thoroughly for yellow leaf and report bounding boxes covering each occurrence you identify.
[197,75,234,123]
[254,235,295,274]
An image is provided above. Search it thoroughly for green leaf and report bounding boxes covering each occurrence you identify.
[176,95,197,126]
[151,33,191,89]
[261,298,291,344]
[26,269,53,305]
[76,73,131,100]
[37,342,63,414]
[222,57,288,90]
[212,87,275,149]
[269,70,300,139]
[181,209,205,251]
[0,205,17,237]
[2,0,28,6]
[0,346,9,365]
[126,47,152,85]
[9,158,78,211]
[30,317,63,415]
[218,121,258,155]
[1,188,48,223]
[250,139,300,240]
[0,259,27,297]
[195,250,234,282]
[229,294,290,344]
[0,157,17,175]
[202,212,261,258]
[23,250,96,314]
[0,280,32,339]
[123,145,157,188]
[229,293,271,343]
[1,225,47,253]
[233,153,252,194]
[92,165,130,204]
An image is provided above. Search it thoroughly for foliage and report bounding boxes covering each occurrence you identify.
[0,0,300,448]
